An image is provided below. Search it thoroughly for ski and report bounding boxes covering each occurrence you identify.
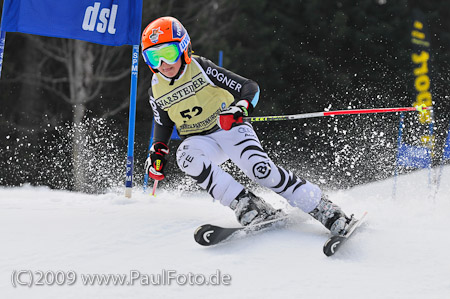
[323,211,368,257]
[194,216,289,246]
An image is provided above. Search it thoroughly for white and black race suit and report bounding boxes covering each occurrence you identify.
[148,55,321,212]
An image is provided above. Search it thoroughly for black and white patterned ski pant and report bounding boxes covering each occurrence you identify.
[176,123,321,213]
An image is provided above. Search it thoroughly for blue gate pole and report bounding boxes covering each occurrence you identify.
[427,108,435,189]
[218,50,223,67]
[143,121,155,192]
[392,112,405,199]
[0,30,6,78]
[125,45,139,198]
[433,119,450,200]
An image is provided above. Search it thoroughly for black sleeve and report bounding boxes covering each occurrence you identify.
[194,56,259,113]
[148,86,174,146]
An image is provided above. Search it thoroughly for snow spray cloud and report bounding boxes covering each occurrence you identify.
[0,117,126,193]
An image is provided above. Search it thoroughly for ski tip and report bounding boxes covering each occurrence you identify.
[323,235,344,257]
[194,225,211,246]
[359,211,368,222]
[323,211,368,257]
[194,224,223,246]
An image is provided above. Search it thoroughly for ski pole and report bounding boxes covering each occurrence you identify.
[243,105,432,122]
[151,180,158,197]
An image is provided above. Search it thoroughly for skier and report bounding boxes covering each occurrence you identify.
[142,16,351,236]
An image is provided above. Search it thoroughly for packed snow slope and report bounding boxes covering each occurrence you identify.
[1,166,449,299]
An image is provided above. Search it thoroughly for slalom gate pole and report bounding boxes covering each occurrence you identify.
[124,45,139,198]
[243,105,432,123]
[143,121,155,193]
[433,119,450,201]
[392,112,405,200]
[143,121,160,196]
[0,30,6,78]
[427,107,435,193]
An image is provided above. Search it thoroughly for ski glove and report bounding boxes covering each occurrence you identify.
[145,142,169,181]
[218,100,250,131]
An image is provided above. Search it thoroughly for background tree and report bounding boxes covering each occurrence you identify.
[1,0,449,191]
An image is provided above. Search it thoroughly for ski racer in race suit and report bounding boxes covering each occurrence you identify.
[142,17,351,235]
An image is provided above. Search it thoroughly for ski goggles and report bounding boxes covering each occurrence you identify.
[142,42,183,69]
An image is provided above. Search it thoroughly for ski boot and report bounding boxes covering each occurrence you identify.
[309,196,352,236]
[230,190,284,226]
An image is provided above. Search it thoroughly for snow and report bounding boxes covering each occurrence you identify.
[1,166,450,299]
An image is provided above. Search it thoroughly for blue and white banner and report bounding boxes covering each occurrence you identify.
[1,0,142,46]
